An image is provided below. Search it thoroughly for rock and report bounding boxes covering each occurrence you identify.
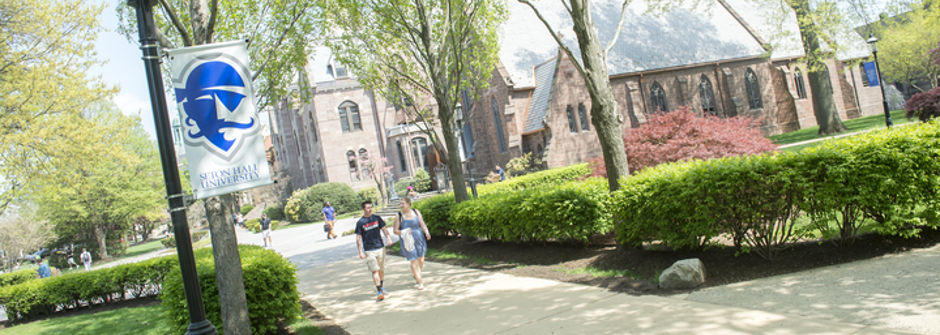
[659,258,706,289]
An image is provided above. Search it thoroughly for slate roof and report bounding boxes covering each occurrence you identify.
[523,57,558,133]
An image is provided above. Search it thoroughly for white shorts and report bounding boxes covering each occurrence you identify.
[364,248,386,272]
[262,229,271,238]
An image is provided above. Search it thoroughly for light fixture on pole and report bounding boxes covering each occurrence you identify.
[867,33,893,127]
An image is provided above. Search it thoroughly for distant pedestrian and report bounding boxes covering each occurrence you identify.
[355,200,392,301]
[36,257,51,279]
[236,213,247,228]
[496,165,505,181]
[80,248,92,271]
[407,186,417,202]
[66,247,77,269]
[322,201,338,239]
[260,213,273,247]
[394,197,431,290]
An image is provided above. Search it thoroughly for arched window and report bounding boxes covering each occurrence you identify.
[492,97,507,152]
[338,101,362,133]
[793,68,807,99]
[578,103,590,131]
[358,148,370,179]
[411,137,428,172]
[745,68,763,109]
[650,81,668,113]
[346,150,359,181]
[566,105,578,133]
[699,75,717,116]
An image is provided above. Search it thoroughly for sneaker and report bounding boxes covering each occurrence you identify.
[376,291,384,301]
[416,283,425,291]
[381,288,389,297]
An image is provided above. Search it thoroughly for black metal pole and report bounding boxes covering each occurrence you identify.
[872,50,894,127]
[128,1,217,334]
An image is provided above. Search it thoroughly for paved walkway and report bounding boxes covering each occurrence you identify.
[234,219,938,335]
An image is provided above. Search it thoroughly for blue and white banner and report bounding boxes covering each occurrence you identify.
[167,40,273,199]
[863,61,880,87]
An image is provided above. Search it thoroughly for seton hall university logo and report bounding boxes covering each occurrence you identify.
[175,60,256,158]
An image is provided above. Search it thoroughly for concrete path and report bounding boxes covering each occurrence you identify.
[234,220,937,335]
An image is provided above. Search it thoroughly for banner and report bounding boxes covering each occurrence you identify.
[167,40,273,199]
[863,61,880,87]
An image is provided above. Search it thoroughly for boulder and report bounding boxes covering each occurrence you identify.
[658,258,706,289]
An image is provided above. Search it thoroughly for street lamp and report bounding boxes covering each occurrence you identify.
[867,33,893,127]
[127,1,217,334]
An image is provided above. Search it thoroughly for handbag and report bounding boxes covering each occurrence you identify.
[400,228,415,252]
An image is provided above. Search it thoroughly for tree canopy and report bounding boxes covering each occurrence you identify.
[877,0,940,93]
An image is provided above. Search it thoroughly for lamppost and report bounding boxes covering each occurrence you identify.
[127,1,217,334]
[867,33,893,127]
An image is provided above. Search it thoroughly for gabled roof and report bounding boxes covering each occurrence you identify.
[523,57,558,133]
[500,0,766,87]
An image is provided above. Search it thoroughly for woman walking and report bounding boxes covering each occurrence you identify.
[394,197,430,290]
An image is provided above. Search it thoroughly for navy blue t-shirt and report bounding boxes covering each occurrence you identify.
[260,217,271,230]
[355,215,386,251]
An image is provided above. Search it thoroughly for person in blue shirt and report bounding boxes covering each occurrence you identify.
[36,257,51,279]
[496,165,506,181]
[322,201,337,239]
[355,200,392,301]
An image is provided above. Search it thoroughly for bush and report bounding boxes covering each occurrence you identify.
[160,230,210,248]
[358,187,381,204]
[505,152,544,177]
[240,204,255,215]
[413,194,457,236]
[162,245,300,335]
[245,219,281,233]
[611,121,940,259]
[0,256,175,322]
[598,106,776,176]
[284,183,359,223]
[0,269,37,288]
[904,87,940,121]
[263,202,286,221]
[413,169,431,192]
[394,177,414,197]
[451,178,611,243]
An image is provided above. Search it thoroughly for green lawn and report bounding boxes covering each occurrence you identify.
[274,212,358,231]
[769,109,911,145]
[121,240,165,258]
[0,304,170,335]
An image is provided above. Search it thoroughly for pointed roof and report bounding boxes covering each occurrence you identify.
[523,56,558,133]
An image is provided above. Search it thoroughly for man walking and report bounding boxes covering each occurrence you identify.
[355,200,392,301]
[322,201,337,239]
[260,213,273,248]
[80,248,92,271]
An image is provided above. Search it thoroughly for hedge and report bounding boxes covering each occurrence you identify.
[0,256,176,322]
[451,178,611,243]
[162,245,300,335]
[358,187,380,204]
[285,182,359,223]
[245,219,282,233]
[413,163,591,237]
[263,202,286,221]
[161,230,209,248]
[240,204,255,215]
[612,120,940,259]
[0,269,37,288]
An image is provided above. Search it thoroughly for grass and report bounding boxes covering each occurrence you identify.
[556,266,643,279]
[769,109,911,145]
[287,315,324,335]
[121,240,165,258]
[0,304,171,335]
[274,212,359,231]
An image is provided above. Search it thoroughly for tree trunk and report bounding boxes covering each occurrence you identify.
[204,194,251,334]
[790,0,847,135]
[94,226,109,258]
[569,0,630,191]
[437,102,470,202]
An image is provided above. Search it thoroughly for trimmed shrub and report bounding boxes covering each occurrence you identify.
[245,219,281,233]
[358,187,380,204]
[284,182,359,223]
[162,245,300,335]
[240,204,255,215]
[394,177,414,197]
[160,231,209,248]
[451,178,611,243]
[505,152,544,177]
[0,256,175,322]
[905,87,940,121]
[0,269,37,288]
[263,202,286,221]
[413,169,432,192]
[413,195,457,236]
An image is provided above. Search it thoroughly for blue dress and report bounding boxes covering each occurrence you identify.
[398,212,428,261]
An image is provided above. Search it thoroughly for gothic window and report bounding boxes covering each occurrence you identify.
[578,103,590,131]
[794,68,807,99]
[699,75,717,116]
[745,68,763,109]
[492,97,507,153]
[650,81,668,112]
[346,150,359,181]
[566,105,578,133]
[396,141,407,172]
[411,137,429,171]
[338,101,362,133]
[359,148,370,179]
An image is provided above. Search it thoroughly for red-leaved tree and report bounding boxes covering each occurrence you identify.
[590,106,777,177]
[905,87,940,122]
